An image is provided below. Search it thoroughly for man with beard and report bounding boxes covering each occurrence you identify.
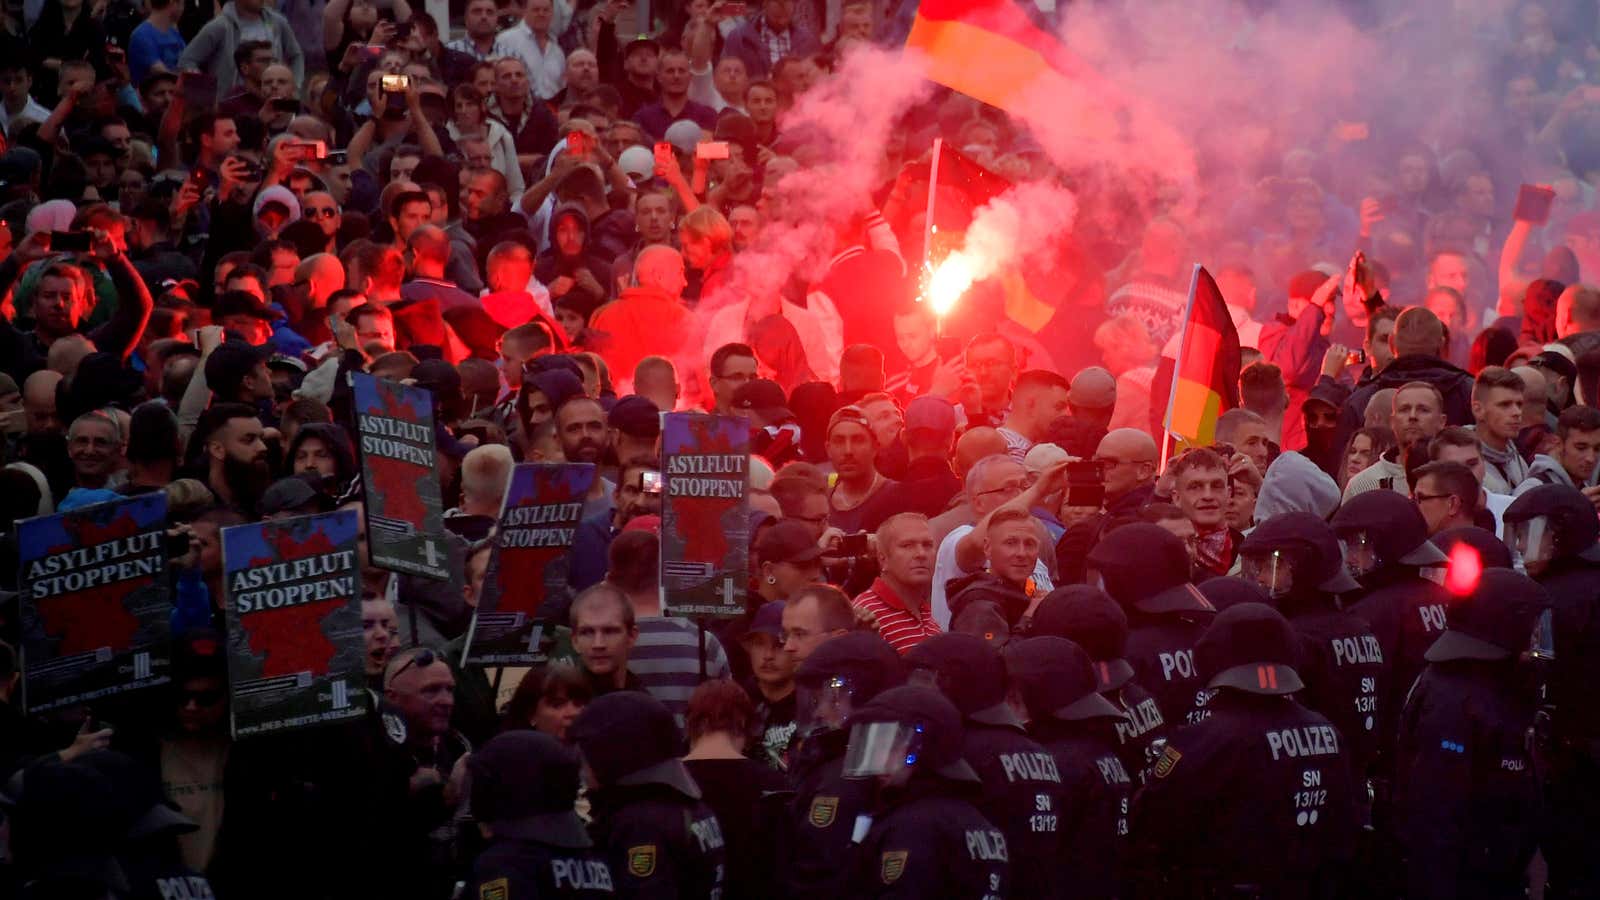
[555,395,614,519]
[196,402,271,515]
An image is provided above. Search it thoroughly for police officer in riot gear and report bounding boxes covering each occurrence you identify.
[1030,585,1169,784]
[1503,484,1600,899]
[1238,513,1388,782]
[1002,636,1132,900]
[785,632,905,900]
[1330,490,1450,735]
[466,730,615,899]
[840,685,1009,899]
[905,633,1068,899]
[1084,523,1216,727]
[1392,568,1550,900]
[567,692,725,900]
[1128,603,1359,898]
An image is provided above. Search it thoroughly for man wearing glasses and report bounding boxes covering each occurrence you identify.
[707,341,758,416]
[1054,428,1159,585]
[961,334,1017,429]
[299,191,342,252]
[932,453,1064,628]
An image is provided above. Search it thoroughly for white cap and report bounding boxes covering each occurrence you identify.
[664,120,703,155]
[618,145,654,184]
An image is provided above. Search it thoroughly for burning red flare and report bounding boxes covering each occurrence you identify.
[1444,543,1481,597]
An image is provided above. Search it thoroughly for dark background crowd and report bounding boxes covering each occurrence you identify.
[0,0,1599,895]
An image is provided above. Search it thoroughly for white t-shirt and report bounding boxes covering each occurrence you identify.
[930,524,1053,629]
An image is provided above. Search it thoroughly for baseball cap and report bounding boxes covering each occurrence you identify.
[903,395,956,438]
[267,354,307,375]
[203,341,272,395]
[755,519,823,566]
[1023,441,1071,474]
[733,379,790,420]
[826,405,872,440]
[664,120,702,155]
[617,145,654,185]
[741,600,785,641]
[623,35,661,58]
[608,394,661,438]
[622,514,661,535]
[252,184,301,222]
[1528,349,1577,384]
[259,475,327,517]
[1068,366,1117,409]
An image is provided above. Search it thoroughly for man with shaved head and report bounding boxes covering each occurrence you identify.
[1053,427,1160,584]
[589,245,699,385]
[295,254,344,312]
[401,225,477,313]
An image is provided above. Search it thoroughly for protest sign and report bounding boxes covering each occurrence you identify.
[463,463,596,666]
[221,510,367,737]
[660,413,750,618]
[351,371,449,581]
[16,493,172,712]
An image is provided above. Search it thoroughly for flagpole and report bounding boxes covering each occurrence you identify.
[923,137,943,279]
[1159,263,1203,472]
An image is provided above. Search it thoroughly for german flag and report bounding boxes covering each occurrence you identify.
[1162,266,1241,445]
[905,0,1110,118]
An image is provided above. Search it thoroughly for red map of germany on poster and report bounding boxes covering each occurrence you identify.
[241,529,351,678]
[38,513,148,654]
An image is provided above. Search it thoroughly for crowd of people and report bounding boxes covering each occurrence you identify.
[0,0,1599,895]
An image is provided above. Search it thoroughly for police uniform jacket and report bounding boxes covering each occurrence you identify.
[1535,557,1600,744]
[1128,691,1359,898]
[849,779,1009,900]
[785,731,874,900]
[1280,598,1390,779]
[961,722,1069,900]
[1124,607,1211,729]
[1393,661,1541,900]
[1030,718,1132,900]
[466,838,616,900]
[1347,571,1450,743]
[1096,657,1169,785]
[586,783,725,900]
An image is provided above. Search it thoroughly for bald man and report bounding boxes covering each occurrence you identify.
[589,245,700,385]
[1069,366,1119,434]
[23,369,63,434]
[401,226,478,313]
[1053,427,1159,584]
[1512,365,1551,431]
[931,426,1012,546]
[296,254,345,311]
[633,356,679,414]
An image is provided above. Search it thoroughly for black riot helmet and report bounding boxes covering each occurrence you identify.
[1331,489,1447,580]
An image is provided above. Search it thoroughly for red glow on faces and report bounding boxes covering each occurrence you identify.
[1445,543,1481,597]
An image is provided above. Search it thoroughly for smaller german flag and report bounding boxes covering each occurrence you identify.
[1162,265,1241,446]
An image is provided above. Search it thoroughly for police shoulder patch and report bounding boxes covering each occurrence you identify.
[808,795,839,828]
[881,850,908,884]
[626,845,657,878]
[1152,744,1182,779]
[478,877,508,900]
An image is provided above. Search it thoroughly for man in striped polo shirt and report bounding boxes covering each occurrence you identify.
[852,512,941,654]
[606,528,728,725]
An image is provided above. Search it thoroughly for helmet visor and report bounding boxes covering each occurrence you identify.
[795,675,856,736]
[1511,516,1554,571]
[842,720,923,779]
[1529,607,1555,661]
[1240,549,1294,597]
[1340,532,1380,578]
